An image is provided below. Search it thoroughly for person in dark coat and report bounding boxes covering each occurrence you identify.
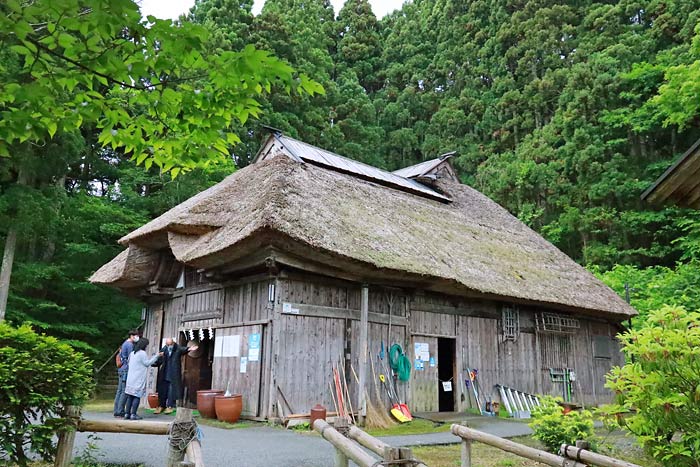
[154,337,197,414]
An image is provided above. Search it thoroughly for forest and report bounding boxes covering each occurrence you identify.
[2,0,700,362]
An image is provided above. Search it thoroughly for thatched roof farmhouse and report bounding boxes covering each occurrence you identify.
[92,131,634,418]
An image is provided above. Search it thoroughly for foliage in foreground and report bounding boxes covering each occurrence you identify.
[601,305,700,467]
[0,324,93,466]
[529,395,595,453]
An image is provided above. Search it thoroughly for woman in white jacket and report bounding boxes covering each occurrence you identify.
[124,338,160,420]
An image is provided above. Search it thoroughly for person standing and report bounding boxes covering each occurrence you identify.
[123,338,160,420]
[154,337,198,414]
[114,330,139,417]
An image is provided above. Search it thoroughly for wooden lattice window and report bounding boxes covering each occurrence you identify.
[536,312,580,334]
[540,334,573,369]
[502,306,520,341]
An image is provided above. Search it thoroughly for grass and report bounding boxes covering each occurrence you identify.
[411,431,661,467]
[364,418,452,437]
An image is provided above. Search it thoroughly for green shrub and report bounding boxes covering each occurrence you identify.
[601,305,700,467]
[529,395,595,453]
[0,323,93,466]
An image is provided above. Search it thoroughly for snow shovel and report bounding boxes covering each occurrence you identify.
[379,374,410,423]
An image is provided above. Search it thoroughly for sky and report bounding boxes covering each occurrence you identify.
[139,0,405,20]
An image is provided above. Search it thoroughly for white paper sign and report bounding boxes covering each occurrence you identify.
[221,335,240,357]
[442,381,452,392]
[282,302,300,314]
[414,342,430,362]
[240,357,248,373]
[214,336,224,357]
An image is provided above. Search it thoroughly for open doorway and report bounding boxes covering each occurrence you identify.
[180,333,214,406]
[438,337,456,412]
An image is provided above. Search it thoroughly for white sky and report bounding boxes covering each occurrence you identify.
[139,0,405,20]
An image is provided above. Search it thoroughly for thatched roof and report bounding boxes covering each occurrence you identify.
[92,135,636,319]
[642,138,700,209]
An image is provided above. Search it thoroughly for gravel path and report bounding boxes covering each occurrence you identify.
[74,411,535,466]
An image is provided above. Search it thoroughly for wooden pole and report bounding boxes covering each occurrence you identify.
[335,449,349,467]
[55,406,80,467]
[167,408,195,467]
[348,425,390,455]
[185,439,205,467]
[460,439,472,467]
[358,284,369,425]
[561,444,643,467]
[77,419,170,435]
[451,425,586,467]
[313,419,376,467]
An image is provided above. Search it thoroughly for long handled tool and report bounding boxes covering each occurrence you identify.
[378,346,412,422]
[379,373,409,423]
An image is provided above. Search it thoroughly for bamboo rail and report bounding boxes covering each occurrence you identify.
[561,444,643,467]
[451,424,586,467]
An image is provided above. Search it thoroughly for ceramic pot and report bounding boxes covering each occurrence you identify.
[147,393,159,408]
[197,390,224,419]
[215,394,243,423]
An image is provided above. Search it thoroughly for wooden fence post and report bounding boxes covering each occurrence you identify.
[55,405,80,467]
[460,439,472,467]
[167,407,197,467]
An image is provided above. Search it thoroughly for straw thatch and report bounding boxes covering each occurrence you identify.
[91,139,636,319]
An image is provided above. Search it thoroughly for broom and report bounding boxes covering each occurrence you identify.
[366,349,395,429]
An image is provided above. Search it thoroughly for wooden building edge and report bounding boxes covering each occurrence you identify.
[93,132,634,418]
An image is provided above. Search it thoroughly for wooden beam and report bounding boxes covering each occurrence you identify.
[312,419,376,467]
[279,302,408,327]
[77,418,170,435]
[561,444,642,467]
[451,425,585,467]
[358,285,369,425]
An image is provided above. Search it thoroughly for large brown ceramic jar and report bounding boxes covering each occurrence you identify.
[214,394,243,423]
[196,390,224,419]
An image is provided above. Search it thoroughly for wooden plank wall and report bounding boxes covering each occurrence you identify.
[211,324,266,416]
[150,272,624,416]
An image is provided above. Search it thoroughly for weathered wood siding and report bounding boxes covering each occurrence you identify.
[149,271,624,417]
[211,324,266,416]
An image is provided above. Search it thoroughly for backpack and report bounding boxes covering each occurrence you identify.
[116,346,123,368]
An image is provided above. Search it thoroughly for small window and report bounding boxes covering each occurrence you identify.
[593,335,612,359]
[536,312,580,334]
[502,306,520,341]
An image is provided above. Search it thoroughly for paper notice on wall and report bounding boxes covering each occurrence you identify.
[414,342,430,362]
[282,302,300,314]
[162,338,168,349]
[214,336,224,357]
[240,357,248,373]
[221,335,240,357]
[248,333,261,361]
[442,381,452,392]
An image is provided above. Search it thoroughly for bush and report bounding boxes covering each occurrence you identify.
[601,305,700,467]
[0,323,93,466]
[529,395,595,453]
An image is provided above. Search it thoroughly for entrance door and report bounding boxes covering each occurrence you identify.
[181,334,214,406]
[438,338,456,412]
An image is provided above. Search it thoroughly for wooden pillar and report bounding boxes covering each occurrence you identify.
[267,277,282,420]
[55,406,80,467]
[358,284,369,425]
[460,439,472,467]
